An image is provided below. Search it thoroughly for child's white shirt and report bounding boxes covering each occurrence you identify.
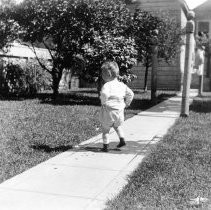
[100,78,134,110]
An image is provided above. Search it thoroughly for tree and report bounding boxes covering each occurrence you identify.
[81,0,137,92]
[11,0,138,98]
[12,0,95,99]
[0,0,18,50]
[129,9,182,92]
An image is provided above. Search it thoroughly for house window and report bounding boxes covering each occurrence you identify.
[198,21,209,35]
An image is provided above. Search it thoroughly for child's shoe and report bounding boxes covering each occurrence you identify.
[101,144,109,152]
[117,137,126,148]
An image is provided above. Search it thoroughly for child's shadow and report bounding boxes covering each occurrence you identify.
[31,144,73,153]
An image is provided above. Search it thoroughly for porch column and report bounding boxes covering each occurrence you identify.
[181,11,195,117]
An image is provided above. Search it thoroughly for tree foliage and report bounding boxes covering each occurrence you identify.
[12,0,95,98]
[0,59,51,96]
[0,0,18,50]
[11,0,137,97]
[129,9,182,90]
[7,0,182,98]
[83,35,137,85]
[11,0,138,97]
[81,0,137,87]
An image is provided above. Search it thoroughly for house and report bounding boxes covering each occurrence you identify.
[0,42,80,90]
[194,0,211,37]
[194,0,211,91]
[127,0,191,91]
[0,42,51,60]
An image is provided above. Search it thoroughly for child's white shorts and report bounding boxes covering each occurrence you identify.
[99,106,124,130]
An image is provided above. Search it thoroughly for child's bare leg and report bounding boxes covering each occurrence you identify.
[114,125,124,138]
[101,127,110,152]
[114,125,126,148]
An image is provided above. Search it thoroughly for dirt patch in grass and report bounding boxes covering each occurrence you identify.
[105,96,211,209]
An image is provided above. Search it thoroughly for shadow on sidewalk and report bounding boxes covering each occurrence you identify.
[71,140,156,156]
[137,96,181,115]
[31,144,73,153]
[30,138,157,157]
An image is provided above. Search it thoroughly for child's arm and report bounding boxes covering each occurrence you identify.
[125,86,134,107]
[100,85,110,105]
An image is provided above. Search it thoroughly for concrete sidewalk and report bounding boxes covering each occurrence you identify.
[0,91,197,210]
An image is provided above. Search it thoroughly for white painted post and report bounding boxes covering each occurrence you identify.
[181,11,195,117]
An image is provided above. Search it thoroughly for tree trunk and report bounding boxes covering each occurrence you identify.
[52,78,59,100]
[52,68,63,100]
[151,45,158,104]
[144,64,149,92]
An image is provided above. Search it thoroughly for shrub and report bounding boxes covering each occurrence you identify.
[0,59,51,97]
[23,59,52,93]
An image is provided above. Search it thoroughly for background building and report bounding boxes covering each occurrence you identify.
[127,0,190,91]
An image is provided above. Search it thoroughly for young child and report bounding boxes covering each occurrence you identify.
[99,61,134,152]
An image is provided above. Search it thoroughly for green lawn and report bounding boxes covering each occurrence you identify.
[105,95,211,210]
[0,89,175,184]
